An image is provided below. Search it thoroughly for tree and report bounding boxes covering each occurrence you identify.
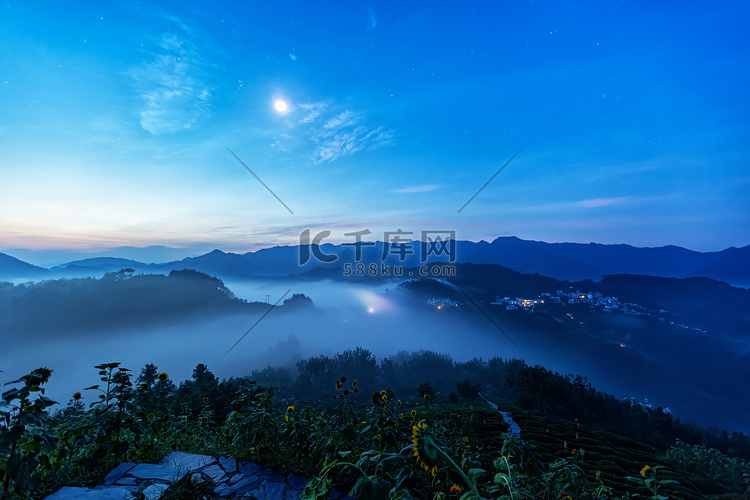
[283,293,314,308]
[192,363,218,388]
[136,363,158,388]
[416,381,435,399]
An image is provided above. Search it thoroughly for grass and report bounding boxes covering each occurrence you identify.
[3,364,749,499]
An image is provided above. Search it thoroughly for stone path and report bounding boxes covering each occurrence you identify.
[479,392,522,436]
[44,451,352,500]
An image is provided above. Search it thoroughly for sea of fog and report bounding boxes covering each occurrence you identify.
[1,279,530,407]
[2,278,748,433]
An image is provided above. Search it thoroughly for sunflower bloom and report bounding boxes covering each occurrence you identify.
[287,405,295,413]
[72,392,81,401]
[157,372,169,382]
[450,485,463,494]
[641,465,652,477]
[203,396,209,403]
[336,380,344,391]
[410,409,417,418]
[411,422,441,476]
[23,367,53,388]
[371,392,381,406]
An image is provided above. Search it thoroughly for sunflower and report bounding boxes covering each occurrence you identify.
[287,405,295,413]
[410,409,417,418]
[72,392,81,401]
[157,372,169,382]
[411,422,441,476]
[203,396,209,403]
[640,465,652,477]
[336,380,344,391]
[371,392,381,406]
[450,485,463,495]
[352,379,358,388]
[23,367,53,388]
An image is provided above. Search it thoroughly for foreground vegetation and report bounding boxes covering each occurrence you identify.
[2,350,749,499]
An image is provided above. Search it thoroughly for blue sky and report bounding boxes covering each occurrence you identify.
[1,1,749,264]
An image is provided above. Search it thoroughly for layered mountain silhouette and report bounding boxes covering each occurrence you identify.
[2,236,749,286]
[0,252,50,281]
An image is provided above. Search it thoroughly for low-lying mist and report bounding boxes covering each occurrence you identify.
[2,277,747,434]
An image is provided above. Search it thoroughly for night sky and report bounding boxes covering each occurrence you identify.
[2,1,748,265]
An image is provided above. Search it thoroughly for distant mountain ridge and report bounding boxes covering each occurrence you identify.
[2,236,749,286]
[0,252,50,281]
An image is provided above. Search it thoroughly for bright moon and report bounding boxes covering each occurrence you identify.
[274,99,288,113]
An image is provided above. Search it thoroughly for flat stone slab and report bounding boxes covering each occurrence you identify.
[104,462,136,485]
[128,463,188,482]
[142,483,169,500]
[201,463,228,484]
[46,451,354,500]
[239,461,264,476]
[219,456,237,473]
[159,451,215,470]
[232,476,264,494]
[45,486,134,500]
[287,475,308,491]
[265,481,286,500]
[257,467,286,482]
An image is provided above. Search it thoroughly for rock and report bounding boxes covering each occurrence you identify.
[286,475,308,491]
[44,486,134,499]
[104,463,136,485]
[219,456,237,473]
[257,467,286,482]
[113,477,137,486]
[239,461,264,476]
[233,476,264,494]
[201,464,227,484]
[264,481,286,500]
[214,483,234,496]
[128,463,188,482]
[141,483,169,500]
[159,451,215,470]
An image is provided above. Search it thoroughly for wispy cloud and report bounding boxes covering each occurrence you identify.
[366,8,377,30]
[129,21,213,135]
[577,196,632,208]
[297,101,330,124]
[393,185,439,193]
[294,101,393,164]
[314,123,393,164]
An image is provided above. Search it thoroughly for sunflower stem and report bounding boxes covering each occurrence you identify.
[438,448,484,500]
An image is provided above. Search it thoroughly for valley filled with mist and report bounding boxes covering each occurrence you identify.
[2,253,748,435]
